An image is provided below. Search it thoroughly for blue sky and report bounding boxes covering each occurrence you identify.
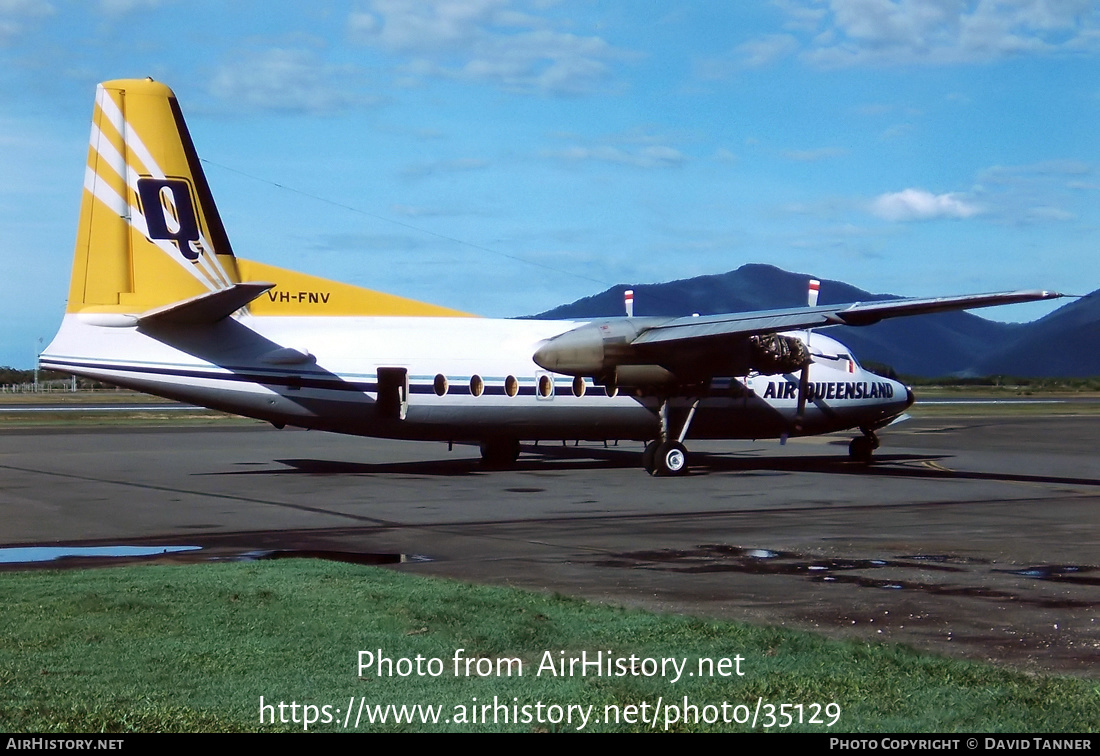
[2,0,1097,367]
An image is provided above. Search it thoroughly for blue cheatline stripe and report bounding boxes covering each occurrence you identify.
[40,358,612,400]
[42,358,377,392]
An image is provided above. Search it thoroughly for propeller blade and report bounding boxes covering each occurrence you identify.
[795,359,810,430]
[624,289,634,318]
[808,279,820,308]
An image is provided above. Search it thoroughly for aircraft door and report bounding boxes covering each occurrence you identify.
[375,367,409,421]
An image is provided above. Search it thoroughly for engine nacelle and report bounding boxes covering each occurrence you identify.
[532,319,648,378]
[747,333,810,375]
[533,321,813,387]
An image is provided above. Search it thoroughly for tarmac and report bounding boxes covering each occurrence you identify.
[0,414,1096,677]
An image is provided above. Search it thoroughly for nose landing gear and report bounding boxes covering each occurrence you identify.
[849,429,880,463]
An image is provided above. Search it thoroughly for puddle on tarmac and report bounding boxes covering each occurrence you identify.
[0,545,201,564]
[995,564,1099,585]
[591,545,1098,609]
[0,545,428,569]
[230,549,420,566]
[899,554,990,565]
[596,545,965,575]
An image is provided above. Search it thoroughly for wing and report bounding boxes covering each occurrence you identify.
[533,289,1063,385]
[631,289,1061,345]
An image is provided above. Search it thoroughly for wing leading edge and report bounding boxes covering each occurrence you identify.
[631,289,1063,346]
[533,289,1064,384]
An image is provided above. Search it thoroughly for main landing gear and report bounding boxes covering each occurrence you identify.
[848,429,880,464]
[642,398,700,476]
[480,438,521,468]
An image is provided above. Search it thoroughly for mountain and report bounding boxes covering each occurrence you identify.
[972,290,1100,377]
[533,264,1095,377]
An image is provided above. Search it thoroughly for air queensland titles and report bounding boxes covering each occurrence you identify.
[760,379,895,401]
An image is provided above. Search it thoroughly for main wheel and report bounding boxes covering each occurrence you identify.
[642,440,660,474]
[652,441,689,476]
[480,439,521,467]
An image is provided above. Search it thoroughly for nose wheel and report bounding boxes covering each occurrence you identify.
[848,430,879,463]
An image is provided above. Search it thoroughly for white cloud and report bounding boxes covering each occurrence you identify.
[400,157,490,179]
[978,159,1092,184]
[1024,205,1074,221]
[737,33,800,68]
[970,160,1093,224]
[870,188,981,220]
[782,147,848,161]
[209,49,375,114]
[98,0,163,13]
[347,0,630,94]
[0,0,52,44]
[545,143,686,169]
[0,0,52,14]
[880,122,914,139]
[753,0,1100,67]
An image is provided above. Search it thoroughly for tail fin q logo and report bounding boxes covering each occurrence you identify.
[136,177,205,262]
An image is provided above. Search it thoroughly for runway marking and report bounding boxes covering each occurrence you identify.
[919,400,1066,405]
[920,460,954,473]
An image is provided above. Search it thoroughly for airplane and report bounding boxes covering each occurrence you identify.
[39,78,1063,476]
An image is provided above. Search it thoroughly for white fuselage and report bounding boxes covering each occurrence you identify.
[41,314,911,444]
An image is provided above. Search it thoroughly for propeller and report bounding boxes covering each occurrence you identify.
[794,279,820,430]
[624,289,634,318]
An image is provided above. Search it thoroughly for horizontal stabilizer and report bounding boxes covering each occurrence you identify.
[137,282,274,326]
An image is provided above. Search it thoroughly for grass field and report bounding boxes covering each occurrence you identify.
[0,390,259,428]
[0,559,1096,733]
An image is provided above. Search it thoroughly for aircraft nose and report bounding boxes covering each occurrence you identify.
[905,386,915,408]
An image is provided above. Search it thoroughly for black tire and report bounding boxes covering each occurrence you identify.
[480,439,521,467]
[642,440,659,474]
[849,436,874,463]
[653,441,689,476]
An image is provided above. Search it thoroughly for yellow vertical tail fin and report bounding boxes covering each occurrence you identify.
[69,78,240,314]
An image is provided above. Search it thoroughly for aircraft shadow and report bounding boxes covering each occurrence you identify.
[205,443,1100,490]
[690,451,1100,488]
[214,447,639,476]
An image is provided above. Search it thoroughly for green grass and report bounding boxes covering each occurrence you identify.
[910,400,1100,417]
[0,410,261,428]
[0,560,1095,733]
[0,390,263,428]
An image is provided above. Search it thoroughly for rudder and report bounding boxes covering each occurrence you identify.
[68,78,240,314]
